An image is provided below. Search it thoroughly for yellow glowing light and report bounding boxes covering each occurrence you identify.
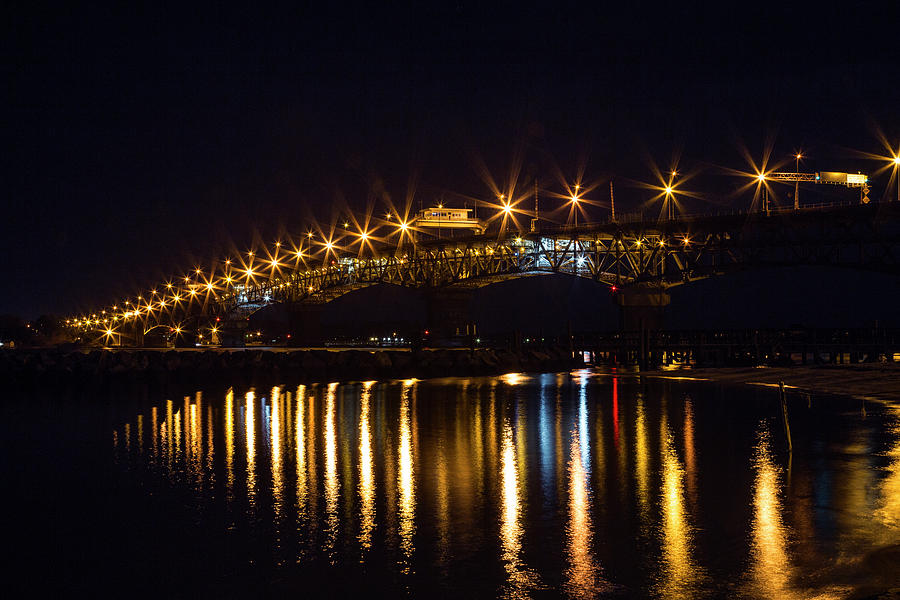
[664,186,673,195]
[894,156,900,166]
[195,268,201,274]
[275,241,281,247]
[757,173,767,182]
[225,276,233,283]
[307,231,314,238]
[270,259,279,268]
[206,283,213,290]
[399,221,409,231]
[325,241,334,250]
[502,204,512,214]
[190,289,197,295]
[166,283,172,289]
[184,276,190,283]
[359,231,368,240]
[344,221,350,228]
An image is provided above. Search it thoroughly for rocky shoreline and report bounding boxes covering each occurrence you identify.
[0,346,582,387]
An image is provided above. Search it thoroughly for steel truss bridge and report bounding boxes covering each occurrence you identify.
[75,201,900,341]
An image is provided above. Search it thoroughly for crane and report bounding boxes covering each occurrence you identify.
[764,171,870,210]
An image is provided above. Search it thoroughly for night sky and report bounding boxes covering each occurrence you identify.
[3,3,898,320]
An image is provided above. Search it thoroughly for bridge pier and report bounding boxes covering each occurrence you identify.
[426,288,476,343]
[615,287,670,369]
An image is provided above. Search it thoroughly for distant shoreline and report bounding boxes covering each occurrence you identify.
[631,364,900,403]
[0,346,581,387]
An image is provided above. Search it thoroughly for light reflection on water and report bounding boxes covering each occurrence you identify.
[109,374,900,597]
[748,427,795,599]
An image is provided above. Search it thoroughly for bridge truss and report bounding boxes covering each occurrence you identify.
[73,202,900,339]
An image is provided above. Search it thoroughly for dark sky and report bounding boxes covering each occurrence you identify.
[3,2,898,319]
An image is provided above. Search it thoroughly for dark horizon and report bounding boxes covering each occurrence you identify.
[3,3,899,320]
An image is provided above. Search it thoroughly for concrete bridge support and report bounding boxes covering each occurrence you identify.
[426,288,476,342]
[615,286,670,369]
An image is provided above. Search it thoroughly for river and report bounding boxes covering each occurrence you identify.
[4,370,899,597]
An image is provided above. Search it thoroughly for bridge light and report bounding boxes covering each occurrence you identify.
[894,156,900,166]
[756,173,767,182]
[275,241,281,247]
[664,186,673,195]
[325,241,334,250]
[166,283,172,289]
[184,276,190,283]
[308,231,314,238]
[399,221,409,231]
[359,231,369,241]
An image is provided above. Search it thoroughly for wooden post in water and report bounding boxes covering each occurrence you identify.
[779,381,793,453]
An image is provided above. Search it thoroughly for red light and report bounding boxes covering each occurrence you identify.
[286,334,291,338]
[610,285,618,292]
[216,317,220,322]
[424,330,429,335]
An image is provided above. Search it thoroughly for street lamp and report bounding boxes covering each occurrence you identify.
[894,155,900,203]
[756,172,770,214]
[570,184,580,228]
[664,185,674,220]
[665,171,678,220]
[794,152,803,209]
[499,194,511,233]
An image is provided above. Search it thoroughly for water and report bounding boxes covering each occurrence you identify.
[5,371,900,598]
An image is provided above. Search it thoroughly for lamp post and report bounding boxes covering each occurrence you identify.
[794,152,802,209]
[757,172,769,214]
[570,184,580,228]
[499,194,509,233]
[664,186,674,220]
[894,155,900,203]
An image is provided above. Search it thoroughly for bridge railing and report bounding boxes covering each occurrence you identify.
[529,199,877,234]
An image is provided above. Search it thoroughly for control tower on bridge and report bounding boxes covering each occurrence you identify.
[411,206,485,239]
